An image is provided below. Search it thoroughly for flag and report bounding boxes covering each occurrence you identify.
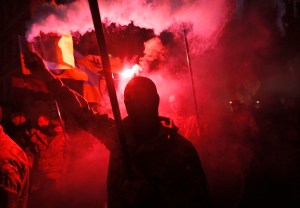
[76,62,104,104]
[19,33,88,81]
[39,33,75,69]
[75,52,122,104]
[37,33,88,81]
[76,54,123,73]
[75,51,112,105]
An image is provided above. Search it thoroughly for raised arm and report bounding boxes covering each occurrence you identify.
[23,51,116,148]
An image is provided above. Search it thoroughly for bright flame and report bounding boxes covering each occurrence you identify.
[120,64,141,78]
[117,64,143,100]
[121,69,136,78]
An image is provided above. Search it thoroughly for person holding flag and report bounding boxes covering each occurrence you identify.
[23,51,210,208]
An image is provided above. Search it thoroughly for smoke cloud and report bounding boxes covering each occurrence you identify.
[24,1,300,207]
[26,0,234,118]
[27,0,232,51]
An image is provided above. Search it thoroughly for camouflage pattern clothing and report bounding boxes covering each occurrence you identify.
[0,125,29,208]
[30,129,66,182]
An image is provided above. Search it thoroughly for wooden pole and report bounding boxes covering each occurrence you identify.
[87,0,132,176]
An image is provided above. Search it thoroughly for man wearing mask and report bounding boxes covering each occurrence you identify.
[24,51,210,208]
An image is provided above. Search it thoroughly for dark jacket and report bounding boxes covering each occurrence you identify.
[47,79,210,208]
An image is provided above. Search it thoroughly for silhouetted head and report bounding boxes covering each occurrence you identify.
[124,76,160,134]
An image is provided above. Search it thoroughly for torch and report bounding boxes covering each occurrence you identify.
[87,0,132,176]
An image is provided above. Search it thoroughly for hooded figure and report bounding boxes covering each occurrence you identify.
[24,51,210,208]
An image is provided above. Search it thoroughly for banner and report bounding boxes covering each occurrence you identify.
[76,54,122,73]
[76,53,122,103]
[77,62,104,104]
[35,33,88,81]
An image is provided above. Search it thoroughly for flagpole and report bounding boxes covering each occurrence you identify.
[182,26,202,136]
[18,34,69,141]
[54,100,68,141]
[87,0,132,176]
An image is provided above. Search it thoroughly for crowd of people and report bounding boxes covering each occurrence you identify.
[0,107,68,207]
[1,51,300,208]
[0,51,211,208]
